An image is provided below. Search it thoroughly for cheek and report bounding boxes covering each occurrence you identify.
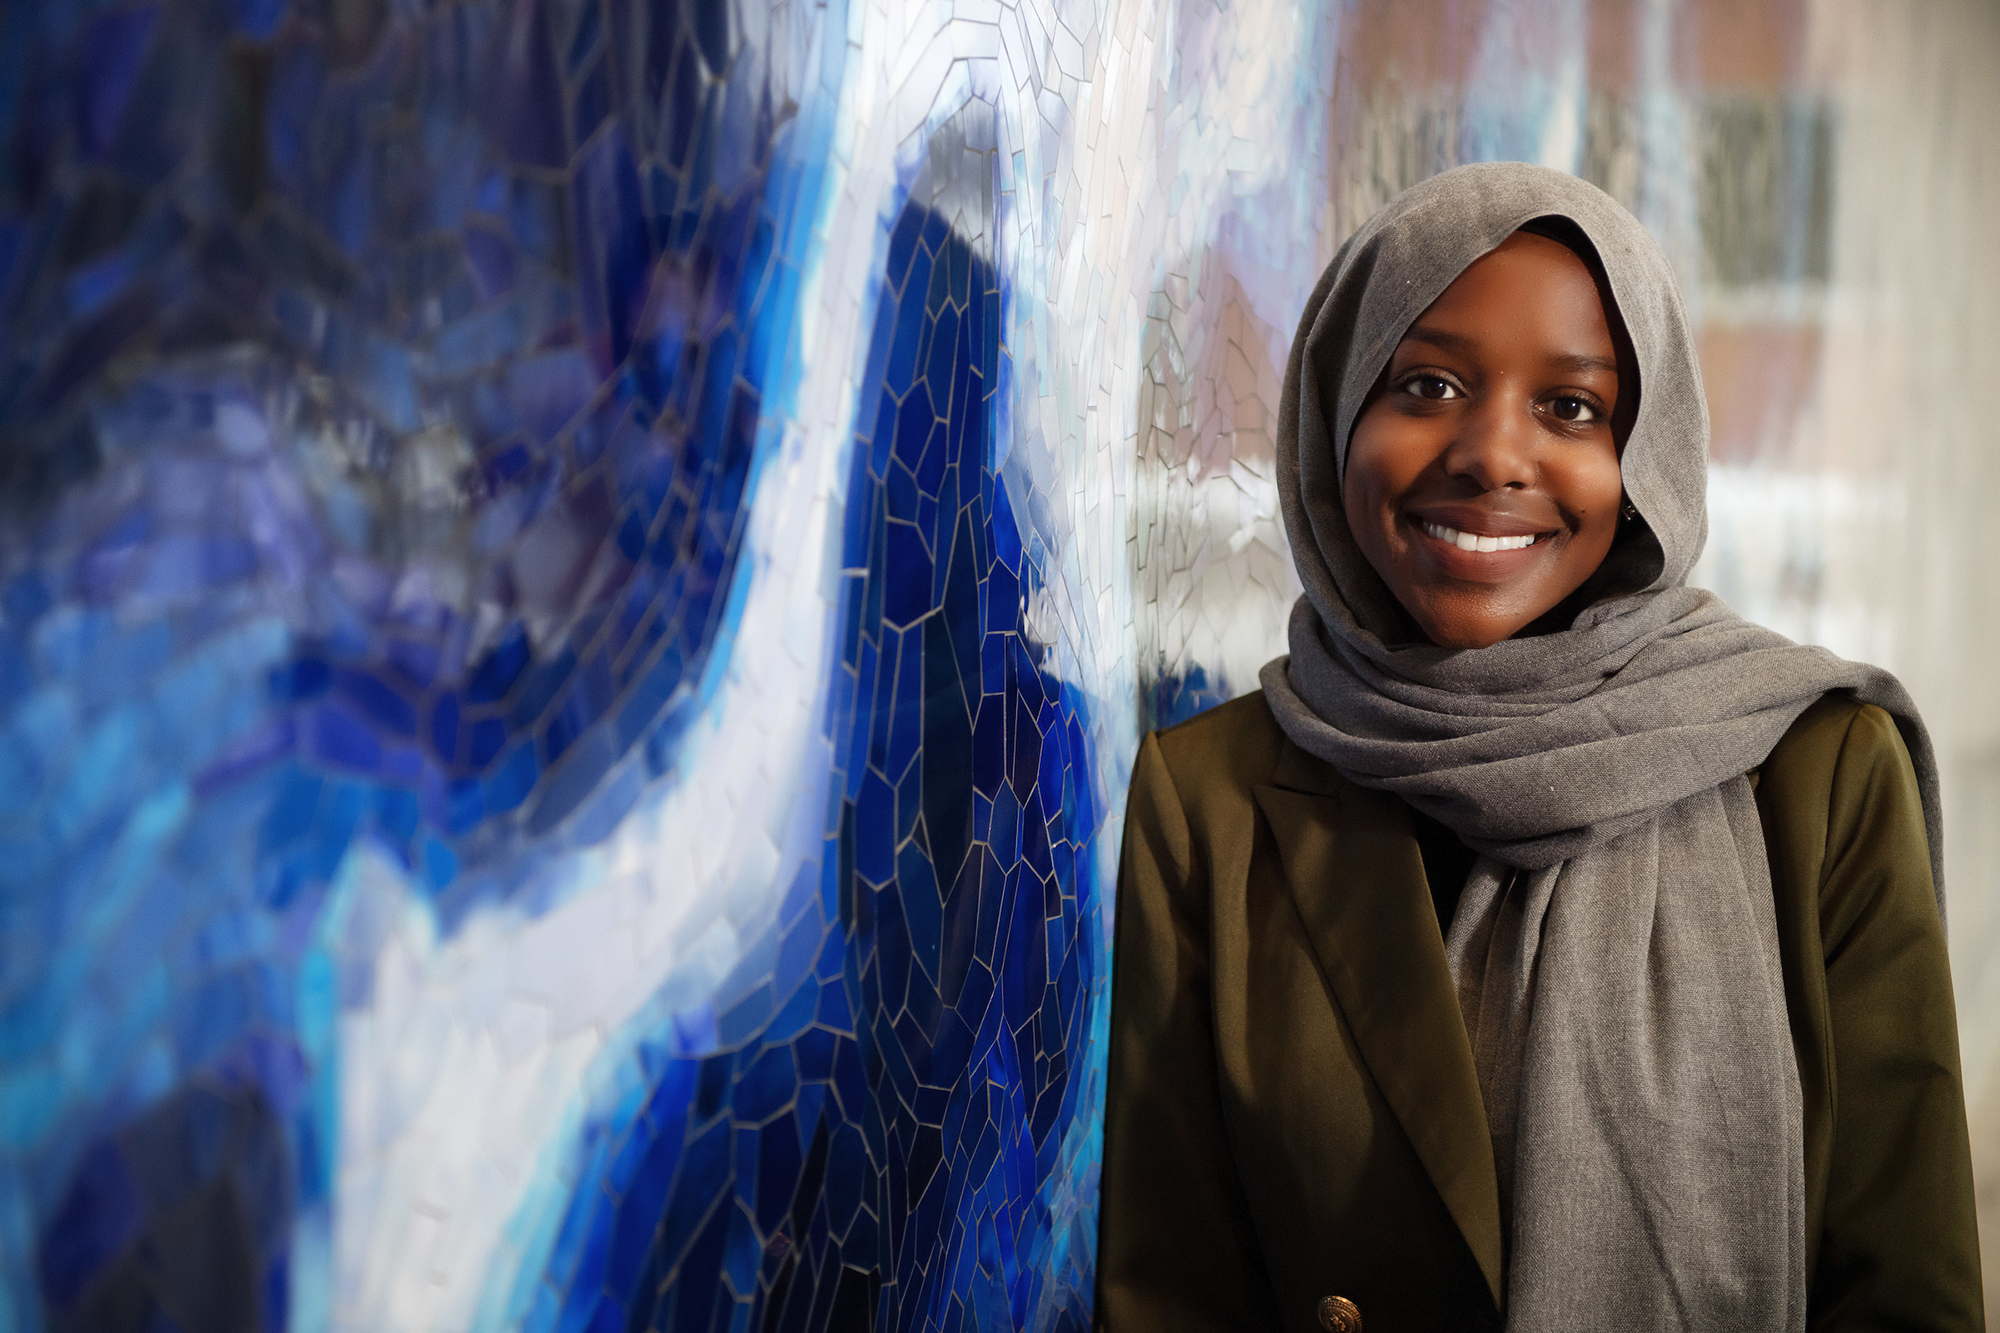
[1342,410,1422,529]
[1340,430,1380,538]
[1555,447,1626,536]
[1341,462,1379,543]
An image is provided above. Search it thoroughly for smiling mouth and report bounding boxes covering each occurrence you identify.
[1417,520,1550,553]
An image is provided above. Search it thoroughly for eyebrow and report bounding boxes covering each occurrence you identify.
[1401,324,1620,377]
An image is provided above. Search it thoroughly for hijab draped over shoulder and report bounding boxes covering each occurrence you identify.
[1259,162,1944,1332]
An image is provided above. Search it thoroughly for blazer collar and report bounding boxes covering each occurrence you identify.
[1254,739,1505,1308]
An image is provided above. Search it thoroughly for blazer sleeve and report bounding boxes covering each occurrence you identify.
[1095,732,1281,1332]
[1811,703,1985,1330]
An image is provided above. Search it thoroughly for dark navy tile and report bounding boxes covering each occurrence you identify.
[884,632,923,779]
[948,233,971,311]
[896,843,944,989]
[464,624,530,703]
[307,705,384,773]
[478,741,539,814]
[735,1046,799,1126]
[884,258,928,394]
[36,1141,141,1306]
[331,668,416,738]
[885,208,924,298]
[573,57,609,147]
[925,301,961,405]
[852,769,895,887]
[466,715,507,769]
[795,1026,838,1083]
[881,524,933,630]
[485,0,566,168]
[270,657,330,702]
[813,982,852,1038]
[918,211,949,259]
[765,975,819,1046]
[755,1112,804,1235]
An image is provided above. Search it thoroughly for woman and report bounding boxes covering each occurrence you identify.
[1095,163,1982,1332]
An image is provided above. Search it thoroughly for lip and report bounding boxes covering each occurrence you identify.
[1403,510,1563,581]
[1406,502,1559,539]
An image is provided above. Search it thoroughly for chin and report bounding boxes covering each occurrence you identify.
[1428,626,1512,650]
[1411,601,1534,650]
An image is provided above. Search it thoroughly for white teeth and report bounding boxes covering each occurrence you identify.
[1421,520,1538,552]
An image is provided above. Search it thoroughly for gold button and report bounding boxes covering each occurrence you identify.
[1317,1295,1363,1333]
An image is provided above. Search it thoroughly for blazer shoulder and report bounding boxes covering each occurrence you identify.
[1760,693,1913,809]
[1757,692,1928,915]
[1766,691,1878,768]
[1150,690,1290,799]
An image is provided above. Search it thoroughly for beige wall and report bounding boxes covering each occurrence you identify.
[1805,4,2000,1314]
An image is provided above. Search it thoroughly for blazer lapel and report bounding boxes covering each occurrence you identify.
[1253,744,1505,1307]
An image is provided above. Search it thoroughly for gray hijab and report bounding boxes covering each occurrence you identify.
[1258,162,1943,1330]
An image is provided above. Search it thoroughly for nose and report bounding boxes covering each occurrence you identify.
[1440,384,1537,492]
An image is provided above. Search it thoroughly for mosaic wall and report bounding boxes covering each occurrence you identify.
[4,0,1998,1329]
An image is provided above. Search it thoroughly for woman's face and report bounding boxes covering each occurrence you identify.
[1342,230,1628,650]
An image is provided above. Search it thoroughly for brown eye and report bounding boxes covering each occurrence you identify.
[1403,374,1460,401]
[1548,395,1598,423]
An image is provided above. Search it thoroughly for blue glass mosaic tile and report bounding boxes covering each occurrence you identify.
[1,0,867,1320]
[527,115,1103,1332]
[0,0,1130,1317]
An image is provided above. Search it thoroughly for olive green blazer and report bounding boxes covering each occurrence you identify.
[1097,691,1981,1332]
